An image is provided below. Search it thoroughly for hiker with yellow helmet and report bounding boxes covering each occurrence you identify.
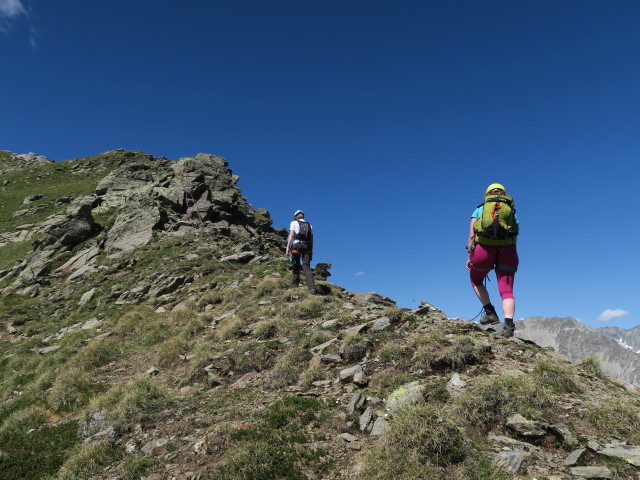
[466,183,519,337]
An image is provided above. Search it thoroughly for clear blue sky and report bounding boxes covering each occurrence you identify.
[2,1,639,329]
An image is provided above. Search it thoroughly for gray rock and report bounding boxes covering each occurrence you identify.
[40,200,97,247]
[487,435,544,459]
[565,448,587,466]
[370,417,387,436]
[78,288,96,306]
[311,338,338,355]
[23,194,45,205]
[366,396,382,406]
[370,316,391,332]
[570,466,613,479]
[146,366,159,376]
[598,444,640,465]
[321,319,340,330]
[411,300,445,317]
[207,373,222,388]
[588,440,603,452]
[141,438,170,456]
[359,407,373,431]
[339,365,363,382]
[347,392,365,415]
[386,381,425,412]
[220,251,255,263]
[148,275,190,298]
[105,207,164,258]
[337,433,358,442]
[67,264,96,282]
[491,451,525,473]
[352,292,395,306]
[81,318,102,330]
[343,323,368,336]
[39,345,61,354]
[505,413,547,438]
[549,423,577,446]
[320,353,342,364]
[55,246,99,277]
[446,373,467,397]
[353,371,368,387]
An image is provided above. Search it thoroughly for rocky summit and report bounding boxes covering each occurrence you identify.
[1,150,640,480]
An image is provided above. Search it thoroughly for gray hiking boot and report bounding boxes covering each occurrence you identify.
[501,321,515,338]
[479,309,500,325]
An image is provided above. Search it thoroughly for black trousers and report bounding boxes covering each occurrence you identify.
[291,248,316,291]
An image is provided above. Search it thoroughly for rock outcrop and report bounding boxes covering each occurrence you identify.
[1,150,283,296]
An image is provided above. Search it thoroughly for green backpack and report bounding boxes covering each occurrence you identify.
[473,194,519,246]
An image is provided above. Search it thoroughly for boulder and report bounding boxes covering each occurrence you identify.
[370,316,391,332]
[491,451,525,473]
[565,448,587,466]
[386,381,425,412]
[370,417,387,436]
[40,201,97,247]
[339,365,363,382]
[598,444,640,465]
[105,207,165,258]
[505,413,547,438]
[569,466,613,479]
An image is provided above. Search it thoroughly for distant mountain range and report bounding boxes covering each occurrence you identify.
[515,317,640,388]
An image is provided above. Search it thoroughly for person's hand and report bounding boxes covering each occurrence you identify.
[285,248,290,256]
[466,259,472,271]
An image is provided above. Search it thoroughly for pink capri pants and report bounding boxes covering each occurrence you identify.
[469,244,519,300]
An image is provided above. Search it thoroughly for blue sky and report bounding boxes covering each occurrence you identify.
[2,1,639,329]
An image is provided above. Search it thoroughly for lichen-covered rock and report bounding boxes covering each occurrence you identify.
[105,207,165,258]
[386,381,425,412]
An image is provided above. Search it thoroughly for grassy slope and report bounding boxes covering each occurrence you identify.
[1,152,639,479]
[1,236,639,479]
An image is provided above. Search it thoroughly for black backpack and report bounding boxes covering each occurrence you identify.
[295,220,311,241]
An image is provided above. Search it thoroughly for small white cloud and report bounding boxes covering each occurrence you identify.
[0,0,26,18]
[355,271,365,277]
[0,0,26,31]
[596,309,629,323]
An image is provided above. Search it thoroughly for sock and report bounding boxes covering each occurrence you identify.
[505,317,514,326]
[483,303,496,313]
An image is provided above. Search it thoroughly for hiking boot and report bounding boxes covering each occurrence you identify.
[479,309,500,325]
[501,321,515,338]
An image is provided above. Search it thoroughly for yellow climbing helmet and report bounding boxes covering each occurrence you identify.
[485,183,506,195]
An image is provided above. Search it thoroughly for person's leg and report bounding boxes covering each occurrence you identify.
[469,244,498,323]
[290,253,301,286]
[495,245,519,336]
[301,251,317,292]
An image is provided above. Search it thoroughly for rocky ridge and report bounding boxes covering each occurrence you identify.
[1,150,639,480]
[515,317,640,389]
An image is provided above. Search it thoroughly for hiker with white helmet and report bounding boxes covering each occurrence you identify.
[285,210,317,294]
[466,183,519,337]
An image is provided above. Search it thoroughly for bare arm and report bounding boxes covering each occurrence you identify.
[285,230,295,255]
[466,218,476,270]
[468,218,476,247]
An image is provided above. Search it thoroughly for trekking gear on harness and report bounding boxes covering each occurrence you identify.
[474,194,518,246]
